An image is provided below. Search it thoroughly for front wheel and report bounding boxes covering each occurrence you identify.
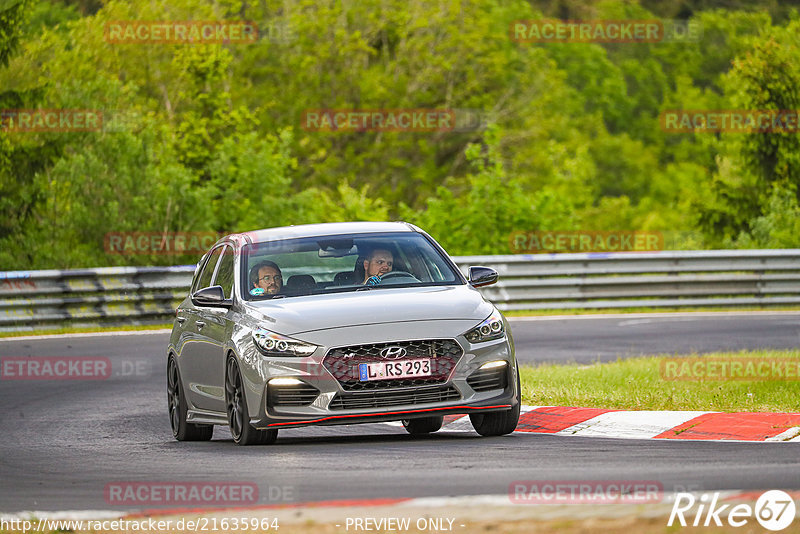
[225,357,277,446]
[167,357,213,441]
[470,370,521,437]
[402,415,444,435]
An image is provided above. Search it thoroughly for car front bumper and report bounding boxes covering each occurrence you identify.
[239,332,518,430]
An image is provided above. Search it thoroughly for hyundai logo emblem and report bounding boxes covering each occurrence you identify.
[379,346,407,359]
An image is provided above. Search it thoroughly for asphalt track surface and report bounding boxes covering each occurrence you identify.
[0,312,798,512]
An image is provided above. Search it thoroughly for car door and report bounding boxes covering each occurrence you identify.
[191,244,235,413]
[181,246,223,411]
[172,261,204,370]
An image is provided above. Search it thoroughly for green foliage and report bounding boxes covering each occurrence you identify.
[0,0,61,261]
[731,184,800,248]
[206,129,308,231]
[315,181,389,223]
[701,27,800,241]
[2,0,800,269]
[0,0,27,67]
[405,126,576,255]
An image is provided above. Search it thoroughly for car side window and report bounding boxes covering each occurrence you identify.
[194,247,223,292]
[213,246,235,299]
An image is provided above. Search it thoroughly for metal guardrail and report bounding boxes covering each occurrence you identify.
[0,266,195,332]
[1,250,799,331]
[459,249,800,311]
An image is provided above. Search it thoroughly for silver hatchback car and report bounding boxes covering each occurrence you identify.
[167,222,520,445]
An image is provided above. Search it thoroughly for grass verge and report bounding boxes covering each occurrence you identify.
[519,349,800,412]
[0,323,172,338]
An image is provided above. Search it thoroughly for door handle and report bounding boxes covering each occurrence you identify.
[176,317,186,324]
[196,321,206,329]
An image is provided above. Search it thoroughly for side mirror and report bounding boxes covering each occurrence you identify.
[191,285,232,308]
[468,266,498,288]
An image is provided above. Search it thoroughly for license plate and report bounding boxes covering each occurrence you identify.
[358,359,432,381]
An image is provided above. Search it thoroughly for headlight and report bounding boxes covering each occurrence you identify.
[252,329,318,357]
[464,311,505,343]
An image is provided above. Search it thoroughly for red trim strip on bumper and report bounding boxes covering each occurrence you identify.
[266,404,512,427]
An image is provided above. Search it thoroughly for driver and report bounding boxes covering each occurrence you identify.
[362,248,393,285]
[250,260,283,295]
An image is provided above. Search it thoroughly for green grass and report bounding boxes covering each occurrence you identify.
[504,305,800,317]
[519,349,800,412]
[0,323,172,338]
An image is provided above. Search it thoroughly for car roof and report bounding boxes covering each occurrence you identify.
[234,221,419,244]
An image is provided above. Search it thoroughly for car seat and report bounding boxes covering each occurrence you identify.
[285,274,316,292]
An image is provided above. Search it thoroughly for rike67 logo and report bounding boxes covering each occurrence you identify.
[669,490,796,531]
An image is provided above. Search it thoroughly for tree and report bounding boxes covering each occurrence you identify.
[404,126,577,255]
[700,34,800,241]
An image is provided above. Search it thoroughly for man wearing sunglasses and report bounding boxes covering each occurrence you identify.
[251,260,283,295]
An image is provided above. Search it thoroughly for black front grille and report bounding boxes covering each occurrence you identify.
[329,384,461,410]
[323,339,463,391]
[268,383,320,407]
[467,366,508,392]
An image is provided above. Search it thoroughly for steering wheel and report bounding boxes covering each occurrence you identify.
[379,271,421,283]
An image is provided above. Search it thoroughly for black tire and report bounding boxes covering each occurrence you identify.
[225,357,277,446]
[470,368,521,437]
[167,357,213,441]
[402,415,444,435]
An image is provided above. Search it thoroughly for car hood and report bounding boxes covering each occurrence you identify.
[242,284,493,336]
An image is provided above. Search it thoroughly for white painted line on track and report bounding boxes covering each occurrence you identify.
[383,407,800,442]
[437,415,474,433]
[766,427,800,442]
[555,410,713,440]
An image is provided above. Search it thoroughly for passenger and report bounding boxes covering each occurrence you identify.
[250,260,283,295]
[362,248,393,285]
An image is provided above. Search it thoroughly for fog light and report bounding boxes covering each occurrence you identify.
[480,360,508,370]
[269,377,305,386]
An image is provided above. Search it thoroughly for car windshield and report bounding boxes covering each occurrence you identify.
[241,232,462,300]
